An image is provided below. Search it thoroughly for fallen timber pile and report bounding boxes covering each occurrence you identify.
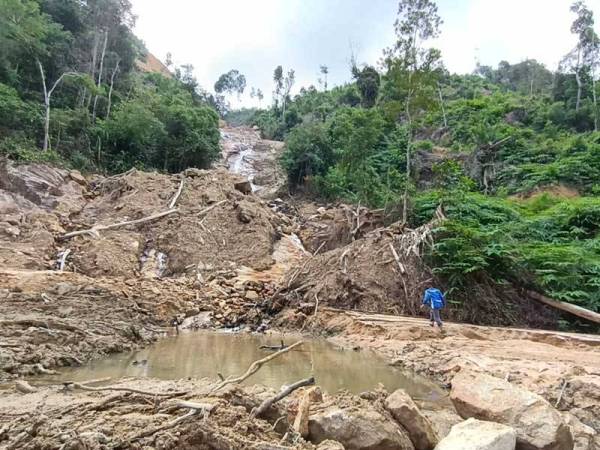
[277,206,451,317]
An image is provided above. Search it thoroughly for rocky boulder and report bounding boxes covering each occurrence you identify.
[450,371,573,450]
[308,406,414,450]
[565,376,600,433]
[562,413,597,450]
[384,389,438,450]
[317,440,346,450]
[435,418,516,450]
[0,161,85,214]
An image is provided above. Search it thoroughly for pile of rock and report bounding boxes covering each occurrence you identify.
[202,278,276,330]
[282,372,586,450]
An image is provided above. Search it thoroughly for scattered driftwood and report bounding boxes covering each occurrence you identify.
[130,401,216,442]
[211,341,304,392]
[197,200,227,217]
[61,208,179,240]
[388,243,405,274]
[65,380,188,397]
[251,376,315,418]
[168,179,184,208]
[393,205,445,258]
[260,340,286,351]
[526,290,600,324]
[555,379,568,408]
[285,242,325,289]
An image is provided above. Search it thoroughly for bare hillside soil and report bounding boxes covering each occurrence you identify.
[0,128,599,449]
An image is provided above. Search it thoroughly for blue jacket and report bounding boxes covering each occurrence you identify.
[422,288,445,310]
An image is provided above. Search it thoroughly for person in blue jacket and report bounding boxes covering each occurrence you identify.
[421,286,446,328]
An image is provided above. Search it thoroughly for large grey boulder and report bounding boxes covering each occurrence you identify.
[562,412,597,450]
[308,406,414,450]
[435,418,516,450]
[384,389,438,450]
[450,371,573,450]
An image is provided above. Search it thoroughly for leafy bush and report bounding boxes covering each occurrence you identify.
[281,122,333,187]
[99,74,220,173]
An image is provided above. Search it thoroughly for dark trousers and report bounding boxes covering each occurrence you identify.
[429,308,443,326]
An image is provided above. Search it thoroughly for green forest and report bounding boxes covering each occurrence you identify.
[234,0,600,323]
[0,0,221,173]
[1,0,599,324]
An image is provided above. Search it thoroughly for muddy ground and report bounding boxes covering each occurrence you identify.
[1,127,599,449]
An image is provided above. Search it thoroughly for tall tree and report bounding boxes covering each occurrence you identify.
[214,69,246,101]
[281,69,295,118]
[319,65,329,91]
[383,0,443,222]
[37,61,79,151]
[351,64,380,107]
[273,65,284,109]
[561,1,599,112]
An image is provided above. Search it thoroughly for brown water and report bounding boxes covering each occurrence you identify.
[38,331,445,401]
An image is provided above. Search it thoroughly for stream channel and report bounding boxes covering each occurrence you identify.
[37,331,446,403]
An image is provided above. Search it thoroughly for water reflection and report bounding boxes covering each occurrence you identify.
[41,331,445,401]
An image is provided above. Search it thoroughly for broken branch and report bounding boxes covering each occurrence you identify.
[197,200,227,217]
[130,402,215,442]
[251,376,315,418]
[168,179,184,209]
[388,243,405,274]
[211,341,304,392]
[65,381,188,397]
[61,208,179,240]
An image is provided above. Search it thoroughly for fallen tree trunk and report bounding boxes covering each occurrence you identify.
[251,376,315,418]
[61,208,179,240]
[196,200,227,217]
[65,380,188,397]
[168,179,184,209]
[130,401,216,442]
[526,290,600,324]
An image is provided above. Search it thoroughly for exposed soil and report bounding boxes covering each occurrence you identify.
[0,126,599,449]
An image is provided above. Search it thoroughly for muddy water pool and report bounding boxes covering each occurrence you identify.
[38,331,446,402]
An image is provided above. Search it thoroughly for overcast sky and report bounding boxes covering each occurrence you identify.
[130,0,600,107]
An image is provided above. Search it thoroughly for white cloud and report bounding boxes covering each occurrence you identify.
[436,0,593,73]
[131,0,599,107]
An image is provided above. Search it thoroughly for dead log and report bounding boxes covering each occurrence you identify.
[168,179,184,209]
[526,290,600,324]
[196,200,227,217]
[388,243,405,274]
[555,379,568,408]
[259,340,286,351]
[61,208,179,240]
[130,401,216,441]
[65,381,188,397]
[211,341,304,392]
[251,376,315,418]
